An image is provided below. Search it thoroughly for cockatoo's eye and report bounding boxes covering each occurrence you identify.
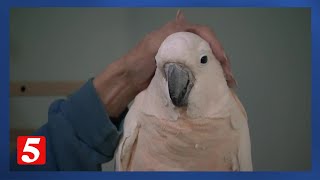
[200,55,208,64]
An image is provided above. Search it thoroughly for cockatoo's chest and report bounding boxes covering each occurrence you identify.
[127,114,240,171]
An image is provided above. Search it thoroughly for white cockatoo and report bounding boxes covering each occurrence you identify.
[115,31,252,171]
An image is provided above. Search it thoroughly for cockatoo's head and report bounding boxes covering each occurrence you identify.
[153,32,231,118]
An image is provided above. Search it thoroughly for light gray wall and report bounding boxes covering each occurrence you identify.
[10,8,311,171]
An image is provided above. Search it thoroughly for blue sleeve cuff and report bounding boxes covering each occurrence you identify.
[55,79,126,157]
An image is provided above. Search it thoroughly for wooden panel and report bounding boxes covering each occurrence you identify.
[10,81,85,97]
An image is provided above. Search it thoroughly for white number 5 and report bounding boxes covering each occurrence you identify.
[21,138,40,163]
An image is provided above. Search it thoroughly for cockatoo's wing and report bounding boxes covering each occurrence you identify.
[229,90,253,171]
[115,92,144,171]
[115,123,139,170]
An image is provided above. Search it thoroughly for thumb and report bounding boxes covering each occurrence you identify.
[176,9,187,24]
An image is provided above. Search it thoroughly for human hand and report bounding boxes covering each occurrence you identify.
[121,10,236,91]
[94,10,235,118]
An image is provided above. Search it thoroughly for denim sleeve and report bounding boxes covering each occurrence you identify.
[10,79,127,171]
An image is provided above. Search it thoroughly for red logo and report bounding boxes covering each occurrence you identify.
[17,136,46,165]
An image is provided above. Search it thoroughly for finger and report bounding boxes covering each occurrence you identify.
[176,9,187,25]
[222,54,237,88]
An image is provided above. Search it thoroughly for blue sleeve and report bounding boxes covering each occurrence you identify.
[10,79,127,171]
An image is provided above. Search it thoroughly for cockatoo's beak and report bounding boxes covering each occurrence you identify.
[164,63,194,107]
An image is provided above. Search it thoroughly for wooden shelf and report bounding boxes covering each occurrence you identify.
[10,81,84,97]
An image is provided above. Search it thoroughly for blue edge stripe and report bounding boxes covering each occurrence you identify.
[0,0,319,180]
